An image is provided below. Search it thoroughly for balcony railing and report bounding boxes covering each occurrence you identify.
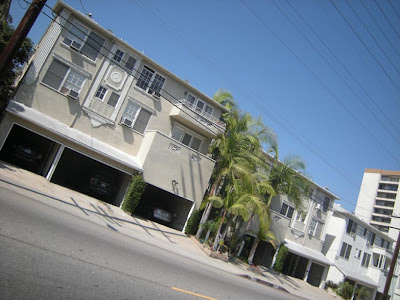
[178,99,226,129]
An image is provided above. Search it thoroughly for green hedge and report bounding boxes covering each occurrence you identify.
[273,245,288,273]
[185,209,201,235]
[121,174,146,214]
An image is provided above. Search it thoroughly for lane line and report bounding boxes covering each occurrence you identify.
[171,287,218,300]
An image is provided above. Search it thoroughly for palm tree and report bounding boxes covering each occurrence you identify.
[267,155,309,210]
[196,109,262,238]
[212,89,236,111]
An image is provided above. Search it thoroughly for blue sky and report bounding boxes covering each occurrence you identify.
[9,0,400,213]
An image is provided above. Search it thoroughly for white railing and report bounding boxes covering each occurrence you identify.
[178,99,226,129]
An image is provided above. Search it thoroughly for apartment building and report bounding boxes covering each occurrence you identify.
[241,153,339,289]
[0,1,228,231]
[355,169,400,240]
[324,203,400,300]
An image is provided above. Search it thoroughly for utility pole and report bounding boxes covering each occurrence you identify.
[383,227,400,299]
[0,0,47,75]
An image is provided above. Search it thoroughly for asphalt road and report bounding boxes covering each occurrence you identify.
[0,187,299,300]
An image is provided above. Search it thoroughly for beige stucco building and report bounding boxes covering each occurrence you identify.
[0,1,228,231]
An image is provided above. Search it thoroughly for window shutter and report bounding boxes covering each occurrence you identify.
[81,31,105,60]
[42,60,69,90]
[133,109,151,134]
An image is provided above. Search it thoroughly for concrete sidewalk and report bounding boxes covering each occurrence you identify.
[0,162,339,300]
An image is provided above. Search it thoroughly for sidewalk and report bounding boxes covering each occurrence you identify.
[0,162,339,300]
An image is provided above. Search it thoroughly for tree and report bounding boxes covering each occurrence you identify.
[267,155,309,210]
[212,89,236,111]
[335,281,354,300]
[121,175,147,214]
[0,18,33,116]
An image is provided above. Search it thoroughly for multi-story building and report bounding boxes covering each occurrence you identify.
[241,153,339,289]
[0,0,228,231]
[324,203,400,300]
[355,169,400,240]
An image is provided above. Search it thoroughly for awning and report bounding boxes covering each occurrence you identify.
[284,239,332,266]
[7,101,143,172]
[335,265,377,288]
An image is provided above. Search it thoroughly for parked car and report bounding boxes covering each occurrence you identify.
[148,207,172,224]
[10,144,43,171]
[89,173,115,200]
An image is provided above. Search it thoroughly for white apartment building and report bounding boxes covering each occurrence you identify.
[355,169,400,240]
[0,1,228,231]
[324,203,400,300]
[241,153,339,289]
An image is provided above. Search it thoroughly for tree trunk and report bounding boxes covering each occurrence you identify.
[196,202,212,239]
[248,237,259,265]
[212,209,227,251]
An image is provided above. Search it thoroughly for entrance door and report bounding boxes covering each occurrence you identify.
[307,262,325,287]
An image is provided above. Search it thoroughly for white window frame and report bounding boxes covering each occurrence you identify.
[135,66,166,98]
[308,218,324,238]
[42,59,86,99]
[120,100,153,134]
[187,93,214,117]
[296,212,306,224]
[95,86,108,100]
[170,123,204,152]
[361,253,371,268]
[280,202,294,219]
[112,48,137,73]
[113,49,124,63]
[339,242,352,259]
[62,21,105,61]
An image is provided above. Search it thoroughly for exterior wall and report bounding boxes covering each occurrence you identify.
[323,215,346,261]
[137,131,215,207]
[355,172,380,223]
[325,265,345,285]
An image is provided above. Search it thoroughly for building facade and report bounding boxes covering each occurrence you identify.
[355,169,400,240]
[0,1,228,231]
[324,203,400,300]
[240,153,339,289]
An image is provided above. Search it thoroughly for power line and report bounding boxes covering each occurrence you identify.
[328,0,400,101]
[240,0,400,165]
[286,0,400,136]
[273,0,400,148]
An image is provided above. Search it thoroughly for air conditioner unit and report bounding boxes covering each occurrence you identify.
[69,40,83,51]
[308,228,314,235]
[315,203,321,210]
[350,232,355,237]
[67,90,79,100]
[120,117,133,127]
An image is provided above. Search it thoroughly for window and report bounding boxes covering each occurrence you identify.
[373,253,385,269]
[136,66,165,98]
[308,218,324,238]
[185,94,214,117]
[113,49,124,62]
[171,126,203,151]
[296,212,306,223]
[120,101,152,134]
[346,219,357,236]
[107,92,119,108]
[125,56,137,72]
[322,196,330,212]
[367,232,376,246]
[361,253,371,268]
[339,242,352,259]
[95,86,107,100]
[354,249,362,259]
[308,188,314,199]
[42,59,85,98]
[63,22,105,61]
[280,203,294,219]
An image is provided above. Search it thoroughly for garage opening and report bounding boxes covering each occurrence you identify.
[51,147,125,206]
[0,124,60,176]
[134,184,193,231]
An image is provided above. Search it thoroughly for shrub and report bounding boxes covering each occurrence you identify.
[185,209,201,235]
[121,174,146,214]
[273,244,288,273]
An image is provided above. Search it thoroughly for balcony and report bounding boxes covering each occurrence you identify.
[170,99,226,138]
[137,130,216,206]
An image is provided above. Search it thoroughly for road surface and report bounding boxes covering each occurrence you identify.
[0,187,299,299]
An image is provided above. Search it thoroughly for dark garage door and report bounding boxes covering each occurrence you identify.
[51,147,123,205]
[0,124,59,176]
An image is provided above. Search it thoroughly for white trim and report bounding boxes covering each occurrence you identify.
[52,53,92,78]
[127,96,156,114]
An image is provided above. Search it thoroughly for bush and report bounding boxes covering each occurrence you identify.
[273,244,288,273]
[121,174,146,214]
[185,209,201,235]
